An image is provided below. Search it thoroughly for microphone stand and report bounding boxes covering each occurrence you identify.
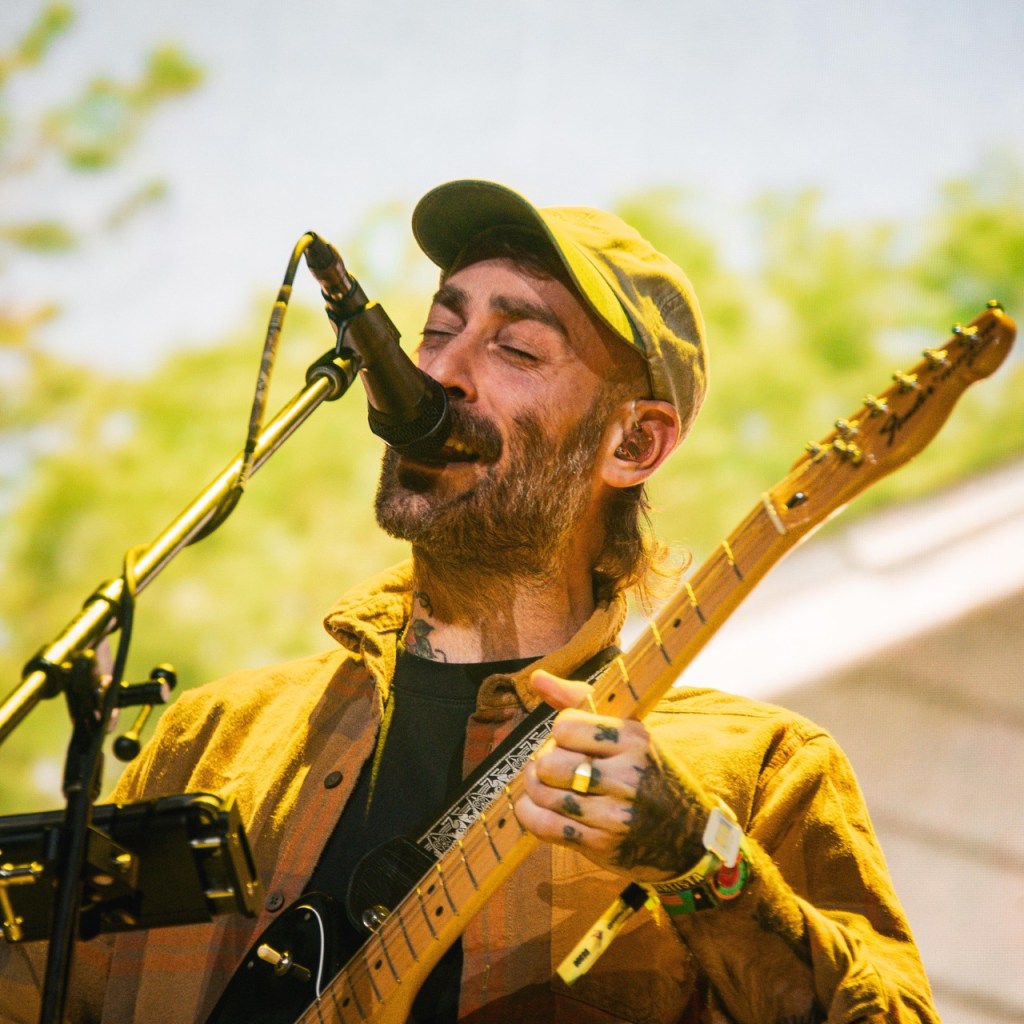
[0,344,359,745]
[0,281,366,1022]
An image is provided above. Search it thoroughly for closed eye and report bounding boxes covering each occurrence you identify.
[420,326,457,347]
[498,342,540,363]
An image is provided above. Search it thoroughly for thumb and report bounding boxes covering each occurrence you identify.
[530,669,592,711]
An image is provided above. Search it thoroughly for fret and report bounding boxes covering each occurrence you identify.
[616,654,639,702]
[328,987,356,1024]
[647,618,672,665]
[685,581,706,624]
[343,968,368,1023]
[393,902,418,961]
[721,539,743,579]
[362,946,383,1002]
[503,784,528,829]
[415,885,437,939]
[435,862,458,915]
[479,811,502,862]
[457,838,478,889]
[375,930,401,984]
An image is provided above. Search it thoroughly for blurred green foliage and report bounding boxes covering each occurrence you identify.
[0,4,204,808]
[0,4,202,263]
[0,12,1021,814]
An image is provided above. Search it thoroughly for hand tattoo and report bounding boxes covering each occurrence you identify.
[612,753,705,874]
[563,825,582,845]
[594,724,619,743]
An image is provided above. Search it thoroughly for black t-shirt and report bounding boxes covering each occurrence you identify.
[308,650,533,1023]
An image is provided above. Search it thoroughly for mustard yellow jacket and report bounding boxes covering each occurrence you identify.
[0,562,937,1022]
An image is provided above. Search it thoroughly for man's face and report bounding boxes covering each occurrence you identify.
[374,257,624,576]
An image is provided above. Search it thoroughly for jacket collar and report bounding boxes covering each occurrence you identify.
[322,559,628,711]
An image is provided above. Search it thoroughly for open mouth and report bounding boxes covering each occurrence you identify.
[407,437,481,467]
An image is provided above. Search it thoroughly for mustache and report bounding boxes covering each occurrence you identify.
[443,404,503,462]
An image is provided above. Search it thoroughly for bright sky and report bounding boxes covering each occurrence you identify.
[3,0,1023,371]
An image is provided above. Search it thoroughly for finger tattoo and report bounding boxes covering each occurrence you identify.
[562,793,584,817]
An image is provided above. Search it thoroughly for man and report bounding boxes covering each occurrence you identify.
[0,180,938,1022]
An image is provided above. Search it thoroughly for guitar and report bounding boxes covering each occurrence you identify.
[208,304,1016,1023]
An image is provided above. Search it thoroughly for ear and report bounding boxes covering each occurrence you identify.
[598,399,681,489]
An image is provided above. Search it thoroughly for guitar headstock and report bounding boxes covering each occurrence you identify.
[768,302,1016,533]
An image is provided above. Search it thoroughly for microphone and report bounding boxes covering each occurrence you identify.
[304,233,451,459]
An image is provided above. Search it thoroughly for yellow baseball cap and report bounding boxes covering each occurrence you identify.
[412,179,708,439]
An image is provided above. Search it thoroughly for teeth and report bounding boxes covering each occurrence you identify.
[446,439,474,456]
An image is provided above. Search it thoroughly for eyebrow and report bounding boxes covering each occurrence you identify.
[430,282,571,344]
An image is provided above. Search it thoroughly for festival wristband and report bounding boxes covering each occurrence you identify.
[647,800,751,914]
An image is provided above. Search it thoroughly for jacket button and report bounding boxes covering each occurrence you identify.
[324,770,343,789]
[265,890,285,913]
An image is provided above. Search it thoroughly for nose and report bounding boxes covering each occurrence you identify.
[418,333,477,403]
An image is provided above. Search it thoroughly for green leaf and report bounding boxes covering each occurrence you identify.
[139,45,204,101]
[0,220,77,251]
[12,3,74,67]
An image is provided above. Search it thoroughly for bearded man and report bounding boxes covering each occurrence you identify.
[0,181,938,1023]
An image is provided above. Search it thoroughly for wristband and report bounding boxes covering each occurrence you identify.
[647,800,751,915]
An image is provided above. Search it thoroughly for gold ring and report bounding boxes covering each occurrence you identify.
[570,759,594,795]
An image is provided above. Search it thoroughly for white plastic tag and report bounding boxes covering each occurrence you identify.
[702,805,742,868]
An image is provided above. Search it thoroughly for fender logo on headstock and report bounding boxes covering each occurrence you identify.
[879,385,931,448]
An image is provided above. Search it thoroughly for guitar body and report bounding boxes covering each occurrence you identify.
[208,837,438,1024]
[206,893,341,1024]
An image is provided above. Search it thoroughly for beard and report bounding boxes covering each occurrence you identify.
[374,398,609,582]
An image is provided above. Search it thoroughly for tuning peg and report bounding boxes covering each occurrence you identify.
[951,323,980,345]
[863,394,889,415]
[987,298,1003,311]
[832,438,863,465]
[834,418,858,439]
[804,441,828,462]
[892,371,918,391]
[923,347,949,368]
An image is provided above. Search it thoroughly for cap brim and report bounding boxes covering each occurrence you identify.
[412,180,637,349]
